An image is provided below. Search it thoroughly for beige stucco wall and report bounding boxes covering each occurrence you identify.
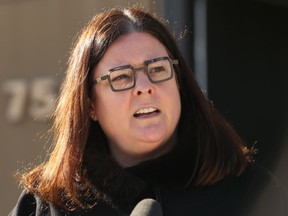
[0,0,163,214]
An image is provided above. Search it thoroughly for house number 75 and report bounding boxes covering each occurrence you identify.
[2,77,58,123]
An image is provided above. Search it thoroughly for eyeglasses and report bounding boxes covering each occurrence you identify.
[92,56,179,92]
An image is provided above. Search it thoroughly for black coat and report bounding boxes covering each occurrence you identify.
[9,159,288,216]
[8,134,288,216]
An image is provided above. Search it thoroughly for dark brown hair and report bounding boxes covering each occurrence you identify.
[19,5,253,209]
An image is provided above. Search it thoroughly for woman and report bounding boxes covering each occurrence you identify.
[9,6,287,216]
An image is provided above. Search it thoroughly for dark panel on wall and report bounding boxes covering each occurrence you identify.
[207,0,288,174]
[164,0,195,67]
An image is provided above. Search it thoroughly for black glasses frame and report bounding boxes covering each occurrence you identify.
[92,56,179,92]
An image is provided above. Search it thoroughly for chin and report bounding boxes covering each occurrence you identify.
[142,141,171,157]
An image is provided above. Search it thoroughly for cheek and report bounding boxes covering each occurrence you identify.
[93,89,109,119]
[166,80,181,104]
[94,91,128,122]
[166,82,181,122]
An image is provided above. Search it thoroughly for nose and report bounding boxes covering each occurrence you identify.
[133,71,153,96]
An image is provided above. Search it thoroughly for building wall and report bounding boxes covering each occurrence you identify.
[2,1,287,215]
[0,1,163,214]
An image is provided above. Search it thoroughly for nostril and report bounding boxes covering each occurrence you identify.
[136,89,152,96]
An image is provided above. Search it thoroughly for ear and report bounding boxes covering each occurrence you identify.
[88,98,98,121]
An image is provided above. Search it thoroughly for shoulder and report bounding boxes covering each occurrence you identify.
[9,189,124,216]
[161,163,288,216]
[209,163,288,215]
[8,189,60,216]
[238,163,288,215]
[235,163,287,199]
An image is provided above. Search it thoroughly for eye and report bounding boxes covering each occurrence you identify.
[110,69,133,83]
[112,74,130,82]
[149,66,166,74]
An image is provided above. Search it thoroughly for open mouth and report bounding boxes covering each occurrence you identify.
[133,107,160,118]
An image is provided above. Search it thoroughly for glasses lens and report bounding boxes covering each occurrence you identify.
[109,68,134,90]
[148,59,173,82]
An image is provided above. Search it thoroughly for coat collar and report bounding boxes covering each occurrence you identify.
[84,138,196,211]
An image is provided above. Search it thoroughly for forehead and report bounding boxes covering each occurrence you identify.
[94,32,169,76]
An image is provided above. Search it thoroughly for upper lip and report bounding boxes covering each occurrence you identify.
[133,104,160,116]
[135,107,157,115]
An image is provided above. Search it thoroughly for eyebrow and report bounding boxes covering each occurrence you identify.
[108,56,169,71]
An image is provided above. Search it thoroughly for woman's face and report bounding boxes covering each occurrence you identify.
[90,32,181,167]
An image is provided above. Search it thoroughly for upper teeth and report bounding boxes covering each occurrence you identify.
[135,108,157,114]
